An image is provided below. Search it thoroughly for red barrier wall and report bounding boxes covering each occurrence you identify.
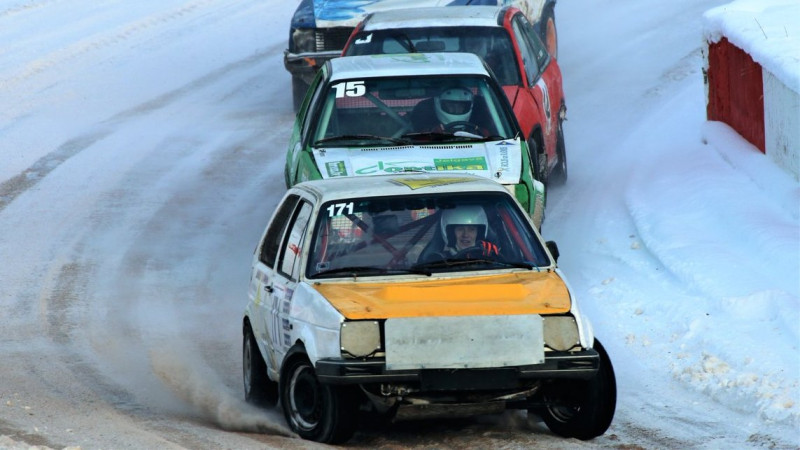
[706,37,765,153]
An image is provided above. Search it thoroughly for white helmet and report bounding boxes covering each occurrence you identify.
[440,205,487,245]
[434,87,473,124]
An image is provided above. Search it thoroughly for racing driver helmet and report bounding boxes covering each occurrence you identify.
[440,205,488,246]
[434,87,474,124]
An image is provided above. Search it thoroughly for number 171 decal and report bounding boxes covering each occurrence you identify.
[327,202,354,217]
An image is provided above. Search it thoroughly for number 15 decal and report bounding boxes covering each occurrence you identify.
[333,81,366,98]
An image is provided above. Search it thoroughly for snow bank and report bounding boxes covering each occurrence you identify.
[703,0,800,90]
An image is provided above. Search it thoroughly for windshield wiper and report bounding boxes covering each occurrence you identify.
[392,267,432,276]
[413,259,536,271]
[314,134,410,146]
[493,260,537,270]
[314,266,431,278]
[400,131,506,143]
[399,131,462,142]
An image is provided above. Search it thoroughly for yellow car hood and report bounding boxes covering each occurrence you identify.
[312,271,570,319]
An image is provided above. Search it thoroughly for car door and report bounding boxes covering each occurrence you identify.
[249,194,301,372]
[513,13,560,163]
[505,13,542,141]
[287,66,328,187]
[266,198,314,366]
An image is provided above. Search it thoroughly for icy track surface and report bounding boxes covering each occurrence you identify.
[0,0,797,448]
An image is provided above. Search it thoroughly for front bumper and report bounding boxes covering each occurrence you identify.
[315,349,599,387]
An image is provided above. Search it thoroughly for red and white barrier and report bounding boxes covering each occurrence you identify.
[702,0,799,181]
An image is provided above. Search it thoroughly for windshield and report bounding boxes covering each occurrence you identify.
[345,27,521,87]
[306,191,550,279]
[311,74,515,147]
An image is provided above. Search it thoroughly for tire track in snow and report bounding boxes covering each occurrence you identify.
[23,46,292,440]
[40,258,141,409]
[0,45,277,213]
[0,0,61,18]
[0,131,111,211]
[0,0,238,93]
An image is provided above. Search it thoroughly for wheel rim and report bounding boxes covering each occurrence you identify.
[544,380,586,423]
[289,363,322,431]
[547,402,580,423]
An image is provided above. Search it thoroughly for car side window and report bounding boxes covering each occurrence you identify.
[260,194,301,267]
[300,69,327,139]
[278,201,313,280]
[518,14,550,71]
[511,16,540,86]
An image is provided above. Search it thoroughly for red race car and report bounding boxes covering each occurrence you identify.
[343,5,568,186]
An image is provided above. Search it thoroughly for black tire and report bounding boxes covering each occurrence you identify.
[243,325,278,407]
[292,76,310,113]
[527,136,548,186]
[280,354,359,444]
[549,120,568,185]
[535,339,616,440]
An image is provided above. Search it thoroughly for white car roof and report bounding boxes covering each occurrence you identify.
[361,6,505,31]
[329,52,490,81]
[293,173,509,204]
[314,1,543,27]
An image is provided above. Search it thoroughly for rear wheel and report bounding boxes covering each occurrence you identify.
[280,354,359,443]
[243,325,278,406]
[533,339,616,440]
[292,76,310,113]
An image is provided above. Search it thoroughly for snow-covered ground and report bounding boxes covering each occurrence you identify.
[0,0,797,448]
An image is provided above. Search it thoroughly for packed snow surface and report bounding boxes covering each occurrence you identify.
[0,0,797,448]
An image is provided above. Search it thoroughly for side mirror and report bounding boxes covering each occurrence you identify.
[545,241,559,263]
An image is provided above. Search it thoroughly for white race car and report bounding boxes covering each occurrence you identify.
[242,173,615,443]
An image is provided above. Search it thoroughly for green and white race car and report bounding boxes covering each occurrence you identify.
[285,52,547,228]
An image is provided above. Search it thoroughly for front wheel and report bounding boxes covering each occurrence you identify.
[533,339,616,440]
[280,355,359,443]
[527,136,548,186]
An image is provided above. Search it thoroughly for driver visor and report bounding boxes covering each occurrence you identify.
[440,99,472,115]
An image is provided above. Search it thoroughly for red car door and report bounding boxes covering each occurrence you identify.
[507,10,564,178]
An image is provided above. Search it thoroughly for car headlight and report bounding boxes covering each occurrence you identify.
[291,28,316,54]
[340,320,381,358]
[543,315,580,351]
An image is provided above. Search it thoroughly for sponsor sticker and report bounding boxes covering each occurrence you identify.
[326,161,348,177]
[355,160,436,175]
[433,157,487,171]
[498,146,510,172]
[390,176,474,190]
